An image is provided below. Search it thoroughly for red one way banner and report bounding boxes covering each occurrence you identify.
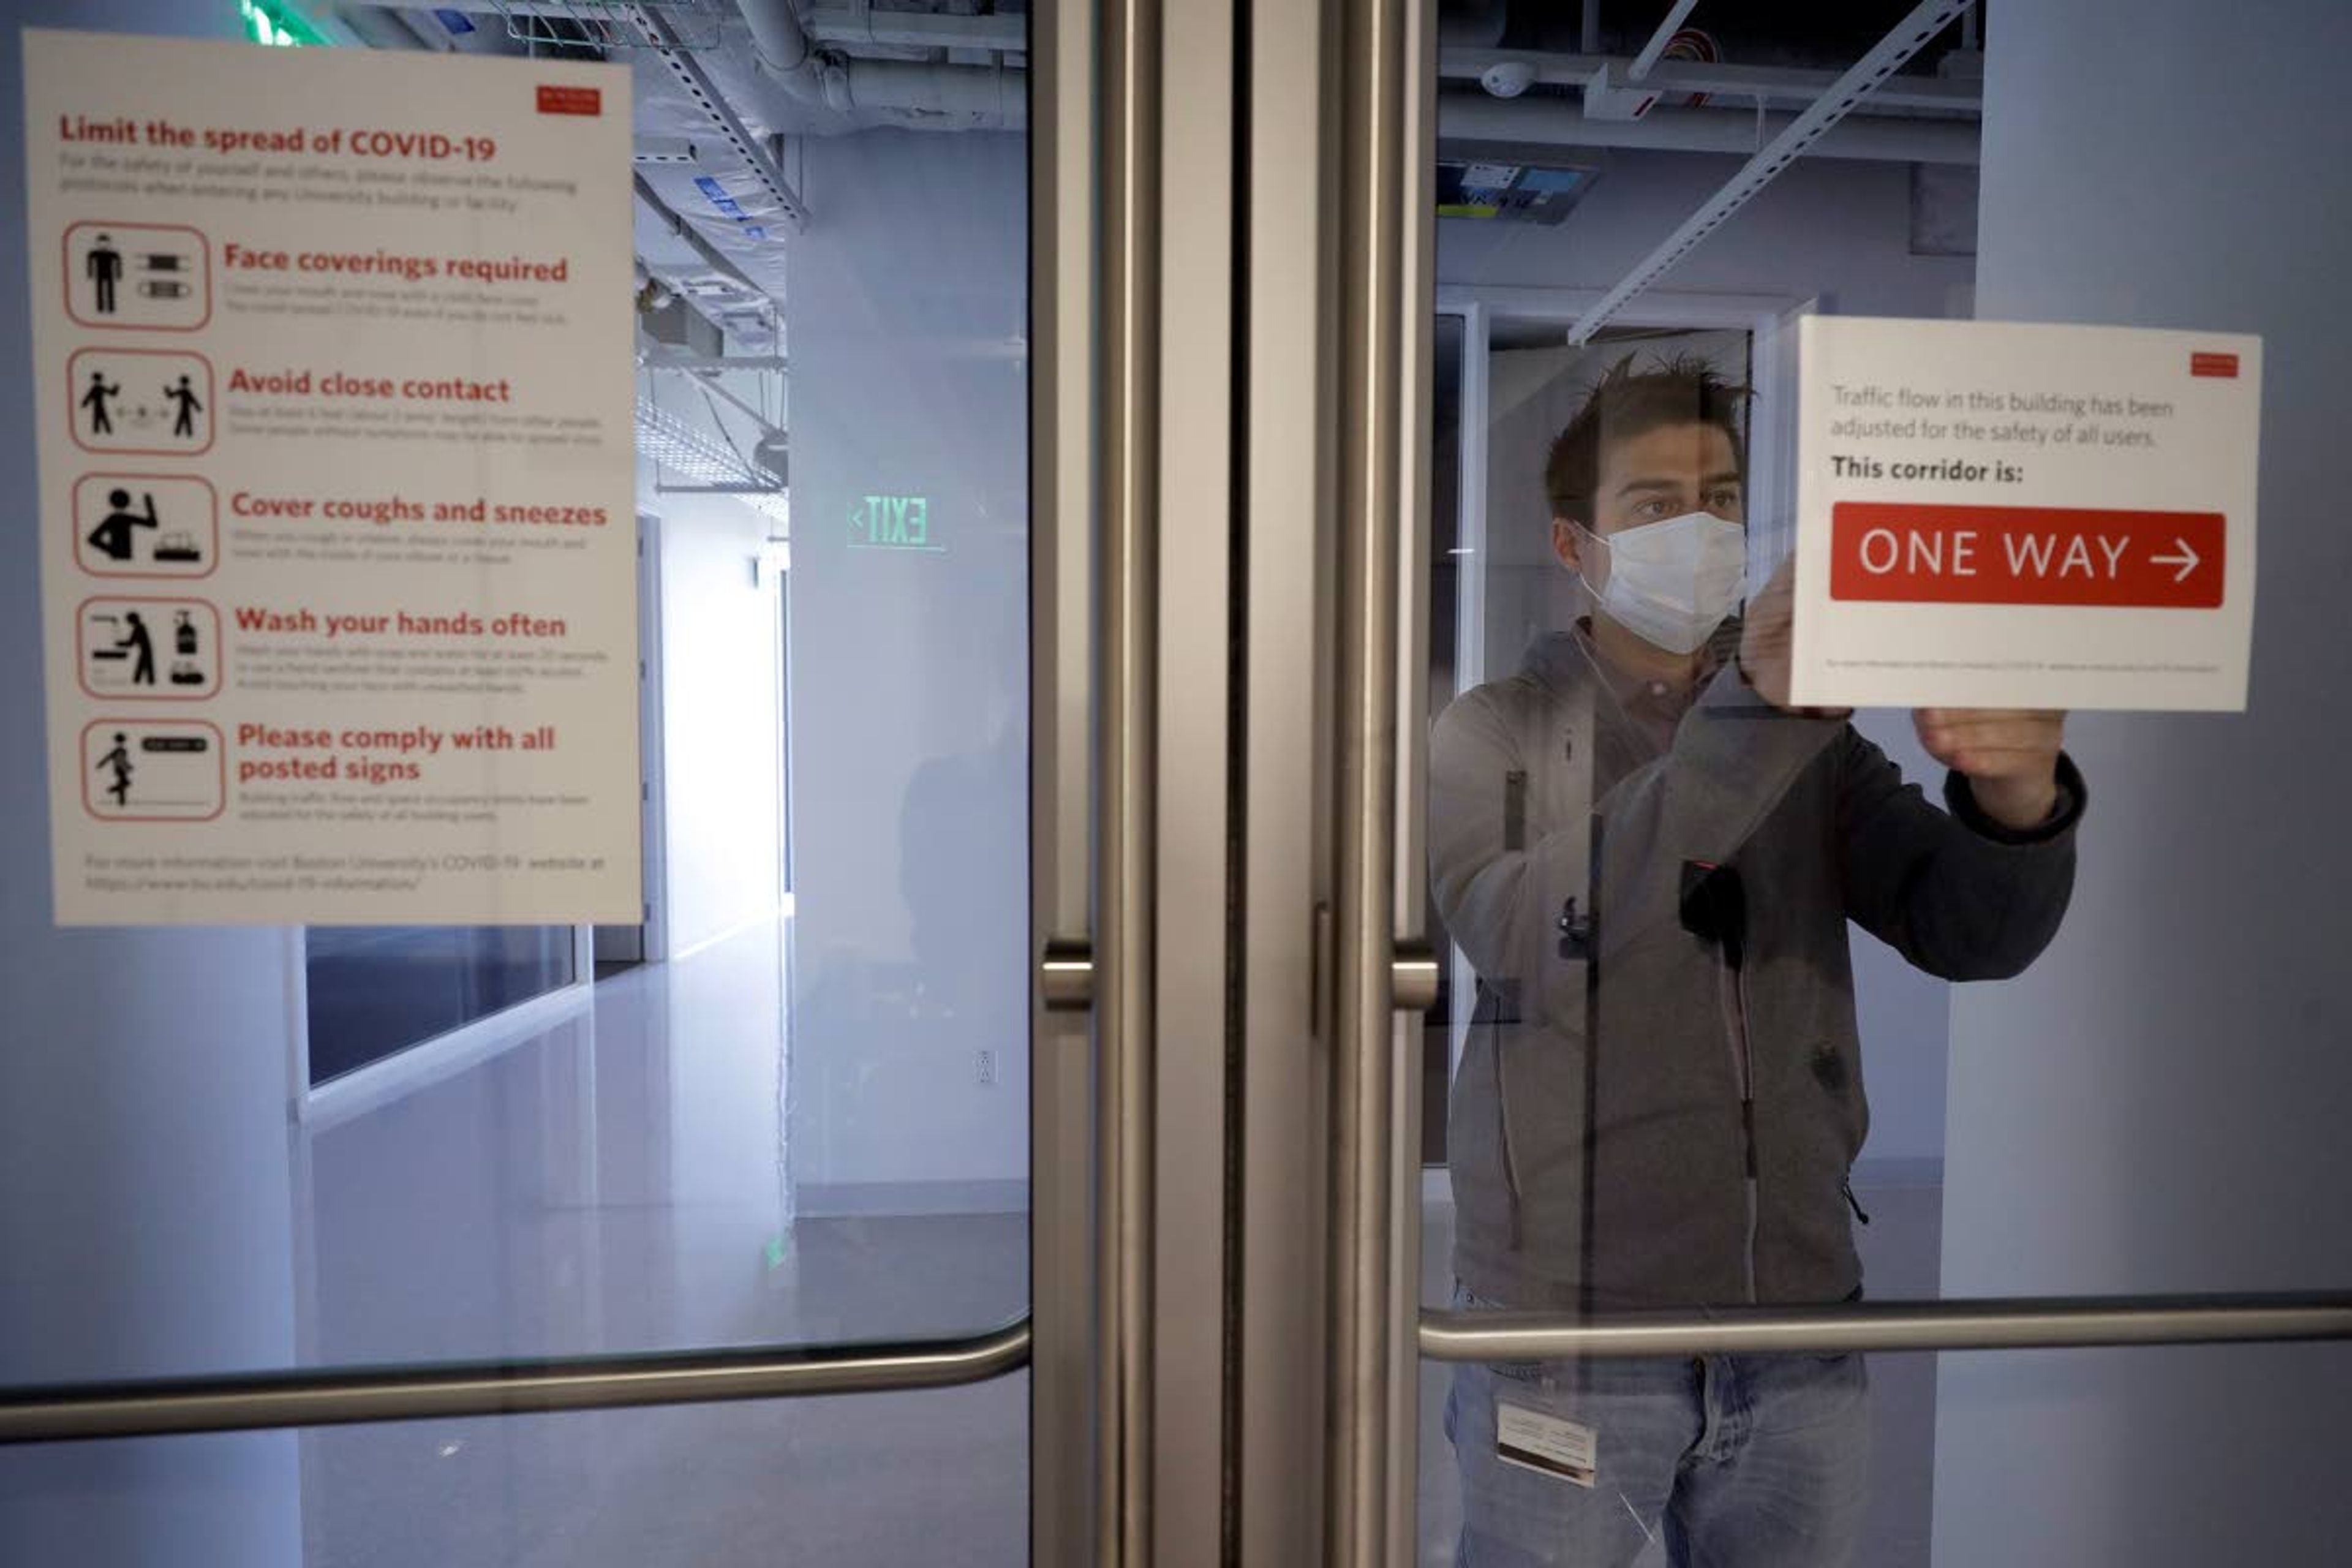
[1829,502,2226,609]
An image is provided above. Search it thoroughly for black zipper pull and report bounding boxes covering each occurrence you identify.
[1841,1177,1872,1226]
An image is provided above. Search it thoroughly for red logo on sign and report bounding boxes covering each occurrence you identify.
[2190,352,2239,379]
[1830,503,2225,609]
[537,85,602,116]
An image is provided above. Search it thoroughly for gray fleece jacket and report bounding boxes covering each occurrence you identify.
[1430,629,2082,1311]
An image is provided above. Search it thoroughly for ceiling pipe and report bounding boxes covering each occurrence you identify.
[799,4,1024,55]
[1567,0,1977,343]
[1439,94,1978,164]
[733,0,829,104]
[838,56,1027,127]
[1440,50,1983,113]
[734,0,1026,129]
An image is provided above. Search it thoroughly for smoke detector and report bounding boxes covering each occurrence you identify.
[1479,61,1536,99]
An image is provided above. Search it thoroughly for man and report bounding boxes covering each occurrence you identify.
[86,232,121,314]
[115,610,155,687]
[165,374,203,441]
[1431,356,2081,1567]
[87,487,159,562]
[81,370,119,437]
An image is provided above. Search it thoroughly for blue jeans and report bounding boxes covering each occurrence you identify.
[1446,1298,1870,1567]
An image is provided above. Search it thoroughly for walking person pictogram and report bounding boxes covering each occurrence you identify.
[164,374,203,441]
[86,488,159,562]
[81,370,120,436]
[86,232,122,314]
[96,731,134,809]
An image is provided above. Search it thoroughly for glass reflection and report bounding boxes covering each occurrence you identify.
[1428,350,2080,1565]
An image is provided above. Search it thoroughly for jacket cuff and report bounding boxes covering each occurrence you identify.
[1945,751,2087,845]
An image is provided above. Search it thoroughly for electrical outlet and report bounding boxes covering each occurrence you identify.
[976,1048,998,1087]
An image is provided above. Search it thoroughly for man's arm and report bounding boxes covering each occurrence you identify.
[1430,670,1848,996]
[1428,689,1559,989]
[1834,728,2083,981]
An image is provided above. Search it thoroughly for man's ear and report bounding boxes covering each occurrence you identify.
[1551,518,1584,573]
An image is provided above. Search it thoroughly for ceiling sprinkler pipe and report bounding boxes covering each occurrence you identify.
[734,0,826,102]
[1439,94,1977,164]
[734,0,1026,128]
[843,57,1027,128]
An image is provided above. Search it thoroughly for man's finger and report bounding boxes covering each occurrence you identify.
[1937,744,2059,771]
[1917,707,2065,725]
[1921,720,2062,750]
[1917,714,2063,745]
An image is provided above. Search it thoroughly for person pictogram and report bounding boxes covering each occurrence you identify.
[81,370,121,436]
[115,610,155,686]
[165,374,203,440]
[96,731,134,808]
[86,488,159,562]
[86,233,123,314]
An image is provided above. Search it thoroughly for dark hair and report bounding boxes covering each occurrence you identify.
[1542,352,1751,524]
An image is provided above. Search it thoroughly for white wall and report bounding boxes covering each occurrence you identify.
[1934,3,2352,1561]
[1439,153,1964,1172]
[653,494,785,956]
[781,129,1030,1207]
[0,10,302,1567]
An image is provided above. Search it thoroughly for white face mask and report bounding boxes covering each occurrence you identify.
[1579,511,1747,655]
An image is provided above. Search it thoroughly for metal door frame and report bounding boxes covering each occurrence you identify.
[14,11,2352,1568]
[1288,6,2352,1568]
[4,9,1109,1568]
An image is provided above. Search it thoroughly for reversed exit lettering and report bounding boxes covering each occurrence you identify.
[848,493,941,552]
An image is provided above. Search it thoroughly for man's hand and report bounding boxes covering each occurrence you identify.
[1914,709,2067,831]
[1738,562,1852,718]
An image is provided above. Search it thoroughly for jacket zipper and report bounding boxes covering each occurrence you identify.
[1491,1006,1523,1251]
[1719,958,1759,1304]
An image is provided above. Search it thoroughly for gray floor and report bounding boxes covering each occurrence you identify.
[295,923,1943,1566]
[299,922,1028,1566]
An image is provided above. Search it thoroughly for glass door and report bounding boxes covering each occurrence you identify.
[0,2,1103,1564]
[1237,1,2352,1565]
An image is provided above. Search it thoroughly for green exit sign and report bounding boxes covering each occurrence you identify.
[849,494,944,552]
[240,0,326,46]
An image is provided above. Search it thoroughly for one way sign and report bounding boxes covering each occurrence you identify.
[1792,317,2260,712]
[1830,504,2226,609]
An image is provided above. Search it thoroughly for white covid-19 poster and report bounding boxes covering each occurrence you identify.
[25,29,641,925]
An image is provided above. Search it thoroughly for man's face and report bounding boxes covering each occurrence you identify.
[1551,421,1744,583]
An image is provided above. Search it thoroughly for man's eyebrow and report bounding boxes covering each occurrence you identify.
[1704,470,1743,488]
[1611,476,1683,499]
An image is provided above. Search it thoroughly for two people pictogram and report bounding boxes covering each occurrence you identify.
[78,368,204,442]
